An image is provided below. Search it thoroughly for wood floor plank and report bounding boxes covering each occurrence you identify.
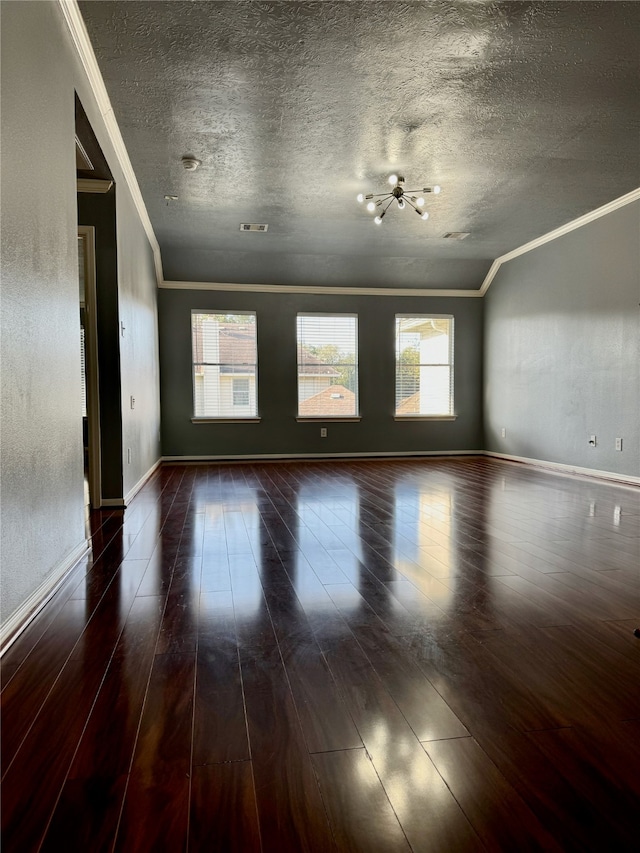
[481,624,639,727]
[0,556,90,691]
[113,652,196,853]
[1,655,113,853]
[193,591,249,765]
[311,748,411,852]
[240,646,336,851]
[529,725,640,849]
[324,634,481,851]
[1,598,92,774]
[425,736,563,851]
[402,629,570,736]
[2,457,639,852]
[38,596,166,853]
[189,762,261,853]
[262,577,363,753]
[231,566,336,851]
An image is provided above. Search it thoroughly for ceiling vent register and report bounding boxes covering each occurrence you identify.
[240,223,269,232]
[442,232,470,240]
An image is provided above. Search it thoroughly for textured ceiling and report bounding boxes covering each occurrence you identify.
[79,1,640,291]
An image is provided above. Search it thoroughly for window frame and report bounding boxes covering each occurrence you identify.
[232,377,250,407]
[393,314,456,421]
[295,312,361,421]
[191,310,261,423]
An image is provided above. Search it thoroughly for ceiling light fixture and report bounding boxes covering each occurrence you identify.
[357,175,441,224]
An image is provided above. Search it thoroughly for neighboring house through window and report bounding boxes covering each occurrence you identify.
[395,316,454,416]
[232,378,250,407]
[297,314,359,417]
[192,312,257,418]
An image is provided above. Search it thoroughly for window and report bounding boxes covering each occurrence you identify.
[297,314,359,418]
[232,378,250,407]
[395,315,454,417]
[192,312,257,418]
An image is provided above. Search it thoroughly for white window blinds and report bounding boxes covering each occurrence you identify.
[192,312,257,417]
[395,316,454,416]
[297,314,358,417]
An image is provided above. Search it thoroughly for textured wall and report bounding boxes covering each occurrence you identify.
[159,289,483,457]
[0,1,161,625]
[484,201,640,478]
[117,202,161,499]
[0,1,86,623]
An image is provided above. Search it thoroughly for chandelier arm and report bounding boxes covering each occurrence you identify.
[370,192,394,199]
[404,197,419,212]
[382,198,395,212]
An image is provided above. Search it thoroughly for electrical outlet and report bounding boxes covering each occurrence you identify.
[320,428,327,438]
[615,437,623,451]
[588,435,596,447]
[501,428,506,438]
[130,396,135,409]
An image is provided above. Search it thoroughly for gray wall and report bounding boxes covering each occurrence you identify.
[484,201,640,478]
[159,289,484,457]
[0,1,161,625]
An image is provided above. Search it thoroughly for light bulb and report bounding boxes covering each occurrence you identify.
[398,199,405,210]
[357,193,364,203]
[374,215,383,225]
[432,185,441,194]
[367,201,376,212]
[388,174,398,185]
[421,211,429,220]
[416,197,425,207]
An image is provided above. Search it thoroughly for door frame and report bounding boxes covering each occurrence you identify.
[78,225,102,508]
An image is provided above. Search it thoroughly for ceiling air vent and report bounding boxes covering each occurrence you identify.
[240,223,269,232]
[442,232,470,240]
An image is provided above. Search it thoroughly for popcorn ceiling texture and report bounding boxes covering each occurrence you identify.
[80,1,639,289]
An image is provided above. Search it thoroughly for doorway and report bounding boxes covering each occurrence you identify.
[78,226,101,508]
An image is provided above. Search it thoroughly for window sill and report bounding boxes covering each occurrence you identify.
[394,415,457,421]
[191,417,261,424]
[296,416,362,423]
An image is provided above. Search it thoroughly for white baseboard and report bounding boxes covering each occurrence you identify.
[157,451,637,488]
[124,458,162,505]
[99,460,162,508]
[0,538,91,656]
[484,451,640,487]
[162,450,482,464]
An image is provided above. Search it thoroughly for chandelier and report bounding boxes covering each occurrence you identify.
[357,175,441,225]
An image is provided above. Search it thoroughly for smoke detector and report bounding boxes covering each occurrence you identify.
[181,156,201,172]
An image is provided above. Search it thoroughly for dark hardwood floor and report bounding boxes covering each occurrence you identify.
[1,456,639,852]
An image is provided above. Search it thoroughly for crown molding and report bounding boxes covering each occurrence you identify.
[479,186,640,295]
[58,0,163,285]
[160,280,483,298]
[77,178,113,193]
